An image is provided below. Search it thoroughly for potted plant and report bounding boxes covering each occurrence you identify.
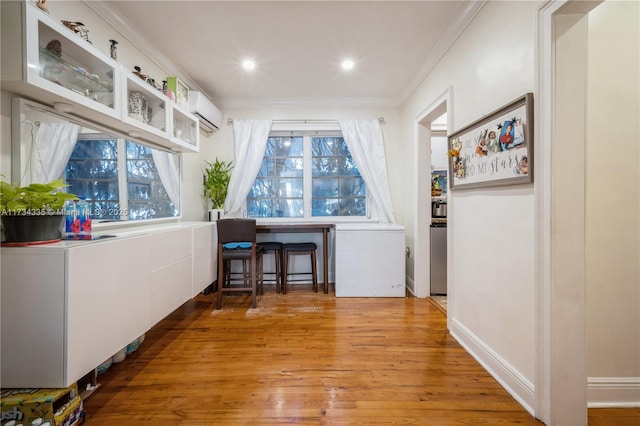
[203,158,233,221]
[1,178,79,243]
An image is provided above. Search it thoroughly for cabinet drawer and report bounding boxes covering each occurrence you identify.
[149,227,191,270]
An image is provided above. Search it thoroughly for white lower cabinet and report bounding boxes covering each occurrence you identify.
[191,222,217,297]
[0,223,214,388]
[150,257,192,326]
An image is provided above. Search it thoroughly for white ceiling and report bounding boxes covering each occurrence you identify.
[89,1,483,108]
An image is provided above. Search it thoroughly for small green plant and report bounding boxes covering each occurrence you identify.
[203,159,233,210]
[0,178,79,215]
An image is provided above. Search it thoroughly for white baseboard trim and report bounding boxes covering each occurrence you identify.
[588,377,640,408]
[449,318,536,416]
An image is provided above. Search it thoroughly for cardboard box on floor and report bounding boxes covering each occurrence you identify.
[0,383,83,426]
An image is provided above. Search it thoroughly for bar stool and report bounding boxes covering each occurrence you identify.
[257,241,283,293]
[282,242,318,293]
[216,219,264,309]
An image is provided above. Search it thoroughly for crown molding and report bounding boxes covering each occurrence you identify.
[398,0,487,105]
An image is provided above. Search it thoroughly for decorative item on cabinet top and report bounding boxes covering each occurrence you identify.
[109,39,118,60]
[61,20,90,43]
[167,77,189,109]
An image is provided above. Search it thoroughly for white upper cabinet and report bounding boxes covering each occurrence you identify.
[122,71,170,140]
[170,103,200,150]
[1,1,199,153]
[1,0,120,121]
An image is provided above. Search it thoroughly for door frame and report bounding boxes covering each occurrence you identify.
[413,88,452,325]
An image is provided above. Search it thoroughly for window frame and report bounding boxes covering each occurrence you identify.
[12,98,183,229]
[246,127,371,221]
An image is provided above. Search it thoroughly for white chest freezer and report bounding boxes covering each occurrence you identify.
[334,223,406,297]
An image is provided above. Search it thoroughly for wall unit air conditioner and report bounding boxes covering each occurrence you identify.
[188,91,222,133]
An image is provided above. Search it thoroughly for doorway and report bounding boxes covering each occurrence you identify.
[414,89,451,324]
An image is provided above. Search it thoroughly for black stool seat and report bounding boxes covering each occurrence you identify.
[282,242,318,293]
[258,242,284,293]
[283,242,317,251]
[258,241,284,251]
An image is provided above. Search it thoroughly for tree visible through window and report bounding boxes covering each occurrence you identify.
[247,133,366,218]
[66,138,178,221]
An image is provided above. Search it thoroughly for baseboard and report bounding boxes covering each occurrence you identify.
[588,377,640,407]
[449,318,536,416]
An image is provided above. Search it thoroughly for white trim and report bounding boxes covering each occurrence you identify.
[587,377,640,408]
[412,88,451,306]
[534,1,567,422]
[449,318,536,416]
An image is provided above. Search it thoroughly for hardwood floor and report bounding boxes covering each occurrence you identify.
[83,289,638,425]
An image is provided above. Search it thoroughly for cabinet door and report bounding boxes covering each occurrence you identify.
[0,251,66,388]
[66,235,151,385]
[170,103,200,152]
[148,228,193,325]
[192,223,217,296]
[149,227,191,271]
[150,257,193,326]
[0,1,121,119]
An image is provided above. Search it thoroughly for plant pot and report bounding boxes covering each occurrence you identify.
[1,214,64,243]
[208,209,225,222]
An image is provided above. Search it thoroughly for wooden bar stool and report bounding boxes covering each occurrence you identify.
[282,242,318,293]
[216,219,264,309]
[257,241,283,293]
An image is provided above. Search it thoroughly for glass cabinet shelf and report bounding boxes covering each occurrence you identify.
[35,15,116,112]
[39,48,113,95]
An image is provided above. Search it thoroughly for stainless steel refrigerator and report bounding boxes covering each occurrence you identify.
[430,224,447,295]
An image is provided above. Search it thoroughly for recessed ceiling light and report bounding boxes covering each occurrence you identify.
[341,59,355,71]
[242,59,256,71]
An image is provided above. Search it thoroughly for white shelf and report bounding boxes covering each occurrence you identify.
[1,1,200,153]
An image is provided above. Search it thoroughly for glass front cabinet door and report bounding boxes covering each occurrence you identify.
[171,104,200,152]
[1,1,120,121]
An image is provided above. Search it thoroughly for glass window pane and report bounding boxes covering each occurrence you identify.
[125,141,178,220]
[247,133,366,218]
[66,139,120,220]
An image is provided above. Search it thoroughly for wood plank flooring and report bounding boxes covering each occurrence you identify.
[83,290,638,425]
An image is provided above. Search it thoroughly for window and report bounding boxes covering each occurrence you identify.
[66,137,179,221]
[247,132,366,218]
[14,98,181,223]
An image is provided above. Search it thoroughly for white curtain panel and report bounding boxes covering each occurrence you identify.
[339,119,396,223]
[225,119,272,217]
[151,149,181,210]
[33,122,80,183]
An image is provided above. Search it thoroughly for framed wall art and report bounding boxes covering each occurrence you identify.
[448,93,533,190]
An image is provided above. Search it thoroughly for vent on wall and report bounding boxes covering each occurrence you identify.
[188,91,222,133]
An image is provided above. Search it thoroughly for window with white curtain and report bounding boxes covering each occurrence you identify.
[65,138,179,221]
[247,131,367,218]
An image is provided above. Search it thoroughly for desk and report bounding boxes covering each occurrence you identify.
[256,223,334,294]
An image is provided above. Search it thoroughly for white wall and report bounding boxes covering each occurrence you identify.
[399,0,541,413]
[586,0,640,406]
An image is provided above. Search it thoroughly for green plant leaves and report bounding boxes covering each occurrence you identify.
[203,159,233,209]
[0,178,79,213]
